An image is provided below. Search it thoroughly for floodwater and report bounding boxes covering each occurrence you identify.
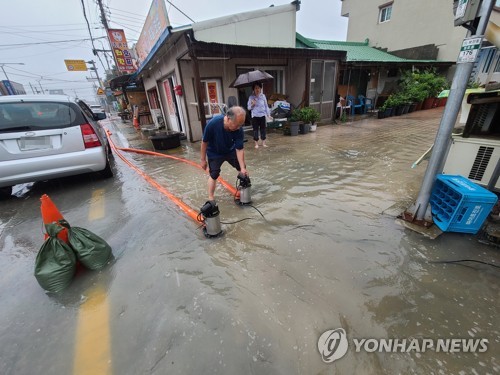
[1,109,498,374]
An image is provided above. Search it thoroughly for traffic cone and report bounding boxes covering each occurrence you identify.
[40,194,68,243]
[133,116,140,129]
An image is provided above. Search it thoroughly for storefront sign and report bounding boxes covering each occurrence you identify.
[107,29,136,73]
[135,0,170,65]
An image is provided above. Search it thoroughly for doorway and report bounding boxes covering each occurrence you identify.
[310,60,337,122]
[161,75,184,133]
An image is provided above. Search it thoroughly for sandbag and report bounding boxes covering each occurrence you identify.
[59,220,112,270]
[34,223,76,293]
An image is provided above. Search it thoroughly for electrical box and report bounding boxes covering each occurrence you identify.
[454,0,481,26]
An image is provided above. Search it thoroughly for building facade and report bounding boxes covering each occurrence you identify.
[340,0,500,84]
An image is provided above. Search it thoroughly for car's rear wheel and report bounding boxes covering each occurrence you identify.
[99,155,114,178]
[0,186,13,199]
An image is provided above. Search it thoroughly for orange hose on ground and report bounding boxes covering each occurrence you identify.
[106,130,238,196]
[40,194,69,242]
[107,135,200,222]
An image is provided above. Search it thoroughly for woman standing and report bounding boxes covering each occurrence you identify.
[247,82,270,148]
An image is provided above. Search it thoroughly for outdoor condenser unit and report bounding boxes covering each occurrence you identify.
[443,97,500,192]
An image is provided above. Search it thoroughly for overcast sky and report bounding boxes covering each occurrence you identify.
[1,0,348,102]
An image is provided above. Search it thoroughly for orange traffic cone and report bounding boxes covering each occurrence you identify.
[40,194,68,243]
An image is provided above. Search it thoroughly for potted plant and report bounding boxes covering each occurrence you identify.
[300,107,321,131]
[284,108,301,136]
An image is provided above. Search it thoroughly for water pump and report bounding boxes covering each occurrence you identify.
[236,173,252,205]
[199,200,222,238]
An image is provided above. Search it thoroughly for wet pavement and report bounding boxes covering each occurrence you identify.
[1,108,499,374]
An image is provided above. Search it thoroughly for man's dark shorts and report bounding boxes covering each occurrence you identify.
[208,151,241,180]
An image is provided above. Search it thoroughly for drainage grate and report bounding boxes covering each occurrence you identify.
[469,146,494,181]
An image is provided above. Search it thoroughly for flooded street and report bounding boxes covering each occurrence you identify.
[1,108,499,374]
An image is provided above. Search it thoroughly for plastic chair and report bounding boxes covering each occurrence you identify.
[364,97,374,114]
[347,95,363,115]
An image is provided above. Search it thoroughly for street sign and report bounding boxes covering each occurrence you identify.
[457,36,483,63]
[64,60,88,71]
[96,88,105,95]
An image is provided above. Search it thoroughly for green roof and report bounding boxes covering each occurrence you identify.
[296,33,442,63]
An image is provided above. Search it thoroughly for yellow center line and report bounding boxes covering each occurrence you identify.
[74,285,112,375]
[89,189,105,221]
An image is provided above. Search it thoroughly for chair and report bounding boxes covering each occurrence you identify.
[347,95,363,115]
[364,97,374,114]
[336,96,351,119]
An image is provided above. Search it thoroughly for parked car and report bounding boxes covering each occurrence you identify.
[89,104,105,113]
[0,95,113,197]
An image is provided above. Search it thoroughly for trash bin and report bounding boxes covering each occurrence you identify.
[150,131,181,150]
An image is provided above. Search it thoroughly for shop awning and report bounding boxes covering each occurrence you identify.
[109,73,138,90]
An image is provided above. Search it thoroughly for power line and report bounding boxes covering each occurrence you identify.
[0,37,106,47]
[80,0,107,77]
[165,0,195,23]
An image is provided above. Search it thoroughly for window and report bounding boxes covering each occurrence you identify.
[379,3,392,23]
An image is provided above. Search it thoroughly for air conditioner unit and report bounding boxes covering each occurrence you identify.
[443,94,500,191]
[443,136,500,191]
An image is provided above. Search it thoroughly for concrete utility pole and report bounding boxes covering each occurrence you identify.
[86,60,104,89]
[404,0,496,225]
[0,62,25,80]
[96,0,121,75]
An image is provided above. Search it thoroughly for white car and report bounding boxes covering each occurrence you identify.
[89,104,105,113]
[0,95,113,197]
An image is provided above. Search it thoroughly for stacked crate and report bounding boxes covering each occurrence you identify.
[430,175,498,234]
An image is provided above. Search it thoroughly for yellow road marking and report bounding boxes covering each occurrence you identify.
[74,286,112,375]
[89,189,105,221]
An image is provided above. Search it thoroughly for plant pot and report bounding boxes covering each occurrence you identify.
[402,104,410,115]
[377,110,385,119]
[395,106,404,116]
[408,103,417,113]
[384,107,393,117]
[150,131,181,150]
[414,101,423,111]
[287,122,300,136]
[309,124,317,132]
[422,97,437,110]
[438,97,448,107]
[299,123,310,134]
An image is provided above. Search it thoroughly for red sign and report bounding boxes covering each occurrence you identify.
[107,29,136,73]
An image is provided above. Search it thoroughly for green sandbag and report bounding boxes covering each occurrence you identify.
[59,220,112,270]
[34,223,76,293]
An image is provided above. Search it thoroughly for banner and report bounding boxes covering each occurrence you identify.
[135,0,170,65]
[107,29,136,73]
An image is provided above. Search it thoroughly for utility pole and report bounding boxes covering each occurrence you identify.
[0,62,25,80]
[86,60,104,89]
[29,82,36,95]
[404,0,496,225]
[96,0,121,75]
[37,79,45,94]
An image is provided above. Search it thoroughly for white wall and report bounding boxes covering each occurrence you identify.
[193,4,297,48]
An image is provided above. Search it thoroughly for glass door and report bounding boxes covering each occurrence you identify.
[310,60,337,121]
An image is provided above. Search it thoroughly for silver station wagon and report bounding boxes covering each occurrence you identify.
[0,95,113,197]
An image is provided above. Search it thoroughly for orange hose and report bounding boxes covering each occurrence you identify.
[106,130,238,196]
[107,133,200,222]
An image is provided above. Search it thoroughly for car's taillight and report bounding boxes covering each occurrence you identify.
[80,124,102,148]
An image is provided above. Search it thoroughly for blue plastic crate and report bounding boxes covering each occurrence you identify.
[430,175,498,234]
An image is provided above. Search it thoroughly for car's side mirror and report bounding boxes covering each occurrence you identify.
[94,112,107,121]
